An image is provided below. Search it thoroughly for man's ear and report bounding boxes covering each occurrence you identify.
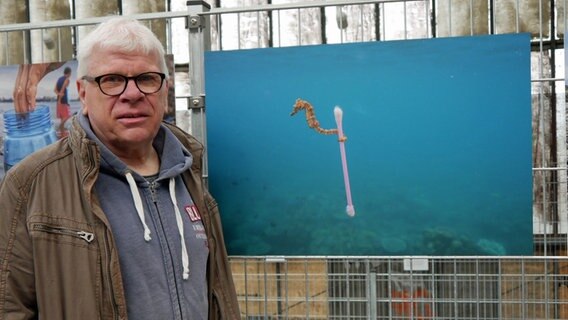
[76,79,88,115]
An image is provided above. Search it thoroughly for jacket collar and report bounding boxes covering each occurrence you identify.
[73,113,193,182]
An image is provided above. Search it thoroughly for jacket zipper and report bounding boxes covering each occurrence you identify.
[32,224,95,243]
[149,180,186,319]
[149,181,158,202]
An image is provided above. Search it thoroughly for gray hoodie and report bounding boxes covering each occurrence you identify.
[78,114,208,320]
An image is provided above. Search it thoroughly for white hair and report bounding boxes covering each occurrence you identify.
[76,17,168,78]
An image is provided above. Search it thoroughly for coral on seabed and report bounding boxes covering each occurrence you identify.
[381,237,408,254]
[421,227,505,255]
[477,239,507,255]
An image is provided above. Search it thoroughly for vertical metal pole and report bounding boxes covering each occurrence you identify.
[476,259,480,320]
[284,260,289,319]
[544,258,550,320]
[431,258,436,318]
[166,16,173,56]
[305,259,310,319]
[3,32,8,64]
[268,0,274,47]
[374,3,380,41]
[359,5,364,41]
[40,30,45,63]
[430,0,436,38]
[345,260,351,317]
[368,271,377,319]
[187,1,211,185]
[410,260,415,319]
[320,6,327,44]
[469,0,473,35]
[57,28,62,61]
[297,8,302,45]
[277,9,282,47]
[561,0,568,252]
[489,0,495,35]
[237,13,241,49]
[448,0,452,36]
[263,259,268,319]
[453,259,458,319]
[256,11,260,47]
[244,258,249,318]
[387,259,393,319]
[24,30,30,64]
[338,6,344,43]
[275,261,282,317]
[521,258,526,319]
[497,258,502,319]
[403,1,407,39]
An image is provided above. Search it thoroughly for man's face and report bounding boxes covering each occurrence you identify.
[77,47,168,155]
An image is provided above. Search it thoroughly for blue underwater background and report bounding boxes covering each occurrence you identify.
[205,33,533,256]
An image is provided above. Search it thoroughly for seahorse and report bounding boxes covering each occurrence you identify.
[290,98,338,136]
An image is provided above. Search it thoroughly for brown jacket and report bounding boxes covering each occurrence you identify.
[0,118,240,319]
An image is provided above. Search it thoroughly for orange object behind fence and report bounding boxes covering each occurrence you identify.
[391,287,432,319]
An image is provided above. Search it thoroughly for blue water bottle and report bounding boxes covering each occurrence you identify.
[3,105,58,171]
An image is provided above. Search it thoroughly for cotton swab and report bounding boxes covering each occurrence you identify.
[334,106,355,217]
[290,98,356,217]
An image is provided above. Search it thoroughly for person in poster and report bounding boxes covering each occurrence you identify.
[54,66,72,137]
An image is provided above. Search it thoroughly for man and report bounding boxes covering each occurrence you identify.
[0,17,240,319]
[54,66,72,137]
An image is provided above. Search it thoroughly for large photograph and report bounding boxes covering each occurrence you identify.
[206,33,533,256]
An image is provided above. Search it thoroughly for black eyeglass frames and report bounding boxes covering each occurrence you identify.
[81,72,166,96]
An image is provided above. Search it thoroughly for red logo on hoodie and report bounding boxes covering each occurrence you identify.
[185,205,201,222]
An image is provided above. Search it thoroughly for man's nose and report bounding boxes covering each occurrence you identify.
[123,78,143,96]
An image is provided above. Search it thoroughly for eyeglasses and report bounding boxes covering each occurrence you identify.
[82,72,166,96]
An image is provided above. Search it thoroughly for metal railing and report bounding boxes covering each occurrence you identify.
[232,256,568,319]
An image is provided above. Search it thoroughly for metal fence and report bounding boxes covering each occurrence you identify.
[231,256,568,319]
[1,0,568,319]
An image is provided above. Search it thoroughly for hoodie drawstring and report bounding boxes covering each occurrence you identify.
[125,172,190,280]
[169,178,190,280]
[126,172,152,241]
